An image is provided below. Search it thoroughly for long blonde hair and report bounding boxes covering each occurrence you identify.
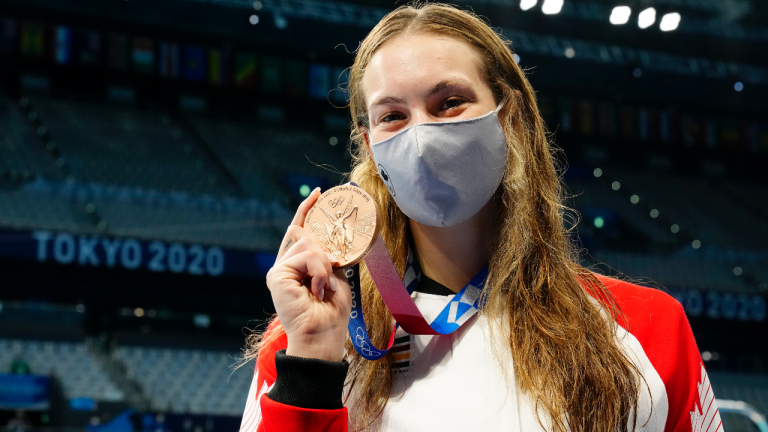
[248,3,645,431]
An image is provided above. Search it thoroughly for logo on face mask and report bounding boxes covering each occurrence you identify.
[378,164,396,197]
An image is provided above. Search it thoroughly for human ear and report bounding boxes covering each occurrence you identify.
[360,126,372,157]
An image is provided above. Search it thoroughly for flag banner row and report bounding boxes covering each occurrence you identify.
[1,16,763,153]
[540,96,768,155]
[0,17,349,102]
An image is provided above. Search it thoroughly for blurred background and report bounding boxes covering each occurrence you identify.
[0,0,765,430]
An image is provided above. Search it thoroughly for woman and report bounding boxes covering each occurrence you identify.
[240,3,720,432]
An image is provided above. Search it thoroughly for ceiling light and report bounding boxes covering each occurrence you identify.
[609,6,631,25]
[660,12,681,31]
[638,7,656,29]
[520,0,537,11]
[542,0,564,15]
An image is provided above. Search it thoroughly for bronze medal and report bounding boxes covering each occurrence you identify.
[304,185,380,268]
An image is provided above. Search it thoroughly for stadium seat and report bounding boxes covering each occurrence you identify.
[115,345,252,416]
[0,338,123,402]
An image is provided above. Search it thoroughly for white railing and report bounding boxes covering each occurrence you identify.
[718,399,768,432]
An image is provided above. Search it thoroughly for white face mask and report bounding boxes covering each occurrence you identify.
[370,103,507,227]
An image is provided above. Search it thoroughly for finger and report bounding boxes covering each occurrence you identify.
[276,224,334,265]
[276,188,322,263]
[281,250,331,301]
[280,237,338,284]
[330,268,349,294]
[276,224,307,263]
[290,187,322,227]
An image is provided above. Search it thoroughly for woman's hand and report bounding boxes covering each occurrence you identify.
[266,188,352,362]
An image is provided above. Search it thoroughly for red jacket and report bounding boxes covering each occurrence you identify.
[240,275,721,432]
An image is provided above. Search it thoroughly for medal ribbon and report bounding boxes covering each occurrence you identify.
[345,235,488,360]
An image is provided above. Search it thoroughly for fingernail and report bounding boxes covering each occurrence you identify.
[325,252,339,263]
[327,278,337,292]
[313,187,321,193]
[318,287,325,301]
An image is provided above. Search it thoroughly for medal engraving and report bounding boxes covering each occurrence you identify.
[305,185,380,268]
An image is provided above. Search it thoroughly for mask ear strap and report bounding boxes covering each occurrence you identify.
[495,93,511,113]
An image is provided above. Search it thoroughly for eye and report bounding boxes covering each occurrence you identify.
[440,98,465,111]
[380,112,406,123]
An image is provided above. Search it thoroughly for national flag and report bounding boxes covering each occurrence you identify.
[704,117,718,149]
[260,56,281,94]
[744,122,759,154]
[132,37,155,75]
[208,49,221,85]
[183,45,206,82]
[558,99,572,133]
[0,17,17,55]
[648,109,660,142]
[20,21,44,58]
[619,105,636,141]
[284,59,306,97]
[537,95,556,130]
[638,108,649,141]
[597,102,616,137]
[659,110,670,143]
[53,26,72,64]
[719,118,739,150]
[758,123,768,155]
[329,67,350,104]
[208,48,230,86]
[77,30,102,66]
[108,33,129,71]
[659,110,679,144]
[577,101,595,135]
[234,52,256,87]
[638,108,659,142]
[309,63,330,100]
[681,114,701,147]
[158,41,179,78]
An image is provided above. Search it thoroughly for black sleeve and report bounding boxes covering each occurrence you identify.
[265,349,350,410]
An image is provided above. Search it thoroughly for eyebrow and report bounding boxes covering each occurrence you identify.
[369,77,475,109]
[426,77,474,98]
[371,95,405,107]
